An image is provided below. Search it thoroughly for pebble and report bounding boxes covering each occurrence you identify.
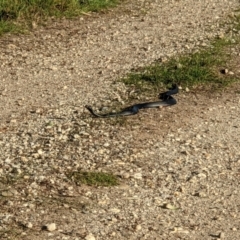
[10,119,17,123]
[133,173,142,179]
[85,233,96,240]
[1,191,13,197]
[44,223,56,232]
[136,225,142,231]
[110,208,121,213]
[220,68,228,74]
[26,222,33,228]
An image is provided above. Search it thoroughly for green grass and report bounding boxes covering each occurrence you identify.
[67,171,119,186]
[123,37,238,91]
[122,10,240,92]
[0,0,119,35]
[0,20,25,34]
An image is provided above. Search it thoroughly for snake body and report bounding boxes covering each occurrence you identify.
[85,84,178,118]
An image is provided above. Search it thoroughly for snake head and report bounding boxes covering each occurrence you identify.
[85,105,95,114]
[85,105,92,110]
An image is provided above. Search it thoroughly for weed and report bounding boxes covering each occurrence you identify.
[67,171,119,186]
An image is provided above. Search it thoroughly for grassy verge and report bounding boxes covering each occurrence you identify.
[123,38,238,92]
[0,0,119,35]
[123,13,240,92]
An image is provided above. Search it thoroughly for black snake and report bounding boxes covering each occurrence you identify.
[85,84,178,118]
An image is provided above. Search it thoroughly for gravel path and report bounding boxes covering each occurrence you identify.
[0,0,240,239]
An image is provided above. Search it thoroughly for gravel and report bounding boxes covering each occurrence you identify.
[0,0,240,239]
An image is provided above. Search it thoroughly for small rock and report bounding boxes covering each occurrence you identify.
[7,44,17,49]
[103,142,110,147]
[50,66,58,71]
[136,225,142,231]
[220,232,225,239]
[5,158,12,164]
[35,108,42,114]
[196,134,201,139]
[74,134,80,139]
[9,188,18,195]
[122,173,130,179]
[171,227,189,234]
[197,173,207,179]
[133,172,142,179]
[26,222,33,228]
[220,68,228,74]
[98,149,105,154]
[85,233,96,240]
[10,119,17,123]
[110,208,121,213]
[37,149,44,155]
[44,223,56,232]
[1,191,13,197]
[161,203,179,210]
[21,156,28,162]
[32,21,37,29]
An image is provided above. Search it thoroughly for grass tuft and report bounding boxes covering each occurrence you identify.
[123,37,237,91]
[67,171,119,186]
[0,0,119,35]
[123,11,240,92]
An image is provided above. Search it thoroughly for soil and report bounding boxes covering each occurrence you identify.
[0,0,239,239]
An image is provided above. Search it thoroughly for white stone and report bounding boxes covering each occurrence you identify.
[136,225,142,231]
[26,222,33,228]
[85,233,96,240]
[133,173,142,179]
[110,208,121,213]
[45,223,56,232]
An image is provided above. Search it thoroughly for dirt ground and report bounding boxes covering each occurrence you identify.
[0,0,240,239]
